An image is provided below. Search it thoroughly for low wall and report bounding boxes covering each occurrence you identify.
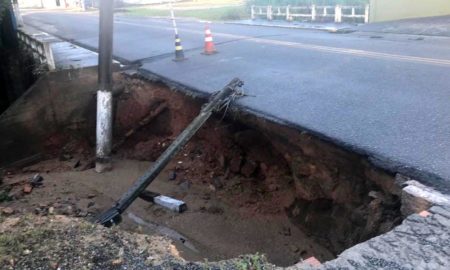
[370,0,450,22]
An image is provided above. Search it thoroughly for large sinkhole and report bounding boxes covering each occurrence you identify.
[9,73,404,267]
[100,75,403,267]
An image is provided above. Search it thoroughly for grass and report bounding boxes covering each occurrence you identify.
[234,253,267,270]
[0,227,50,258]
[142,0,244,9]
[122,1,249,21]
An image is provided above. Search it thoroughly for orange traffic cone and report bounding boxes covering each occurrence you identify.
[202,24,217,55]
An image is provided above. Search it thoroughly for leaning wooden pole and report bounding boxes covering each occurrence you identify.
[97,78,244,227]
[96,0,114,173]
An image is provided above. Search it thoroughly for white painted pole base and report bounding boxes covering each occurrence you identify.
[95,90,113,173]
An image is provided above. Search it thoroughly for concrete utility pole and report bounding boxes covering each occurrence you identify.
[95,0,114,173]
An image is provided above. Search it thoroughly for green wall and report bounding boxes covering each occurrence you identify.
[370,0,450,22]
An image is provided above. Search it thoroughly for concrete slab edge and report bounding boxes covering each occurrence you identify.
[225,21,356,34]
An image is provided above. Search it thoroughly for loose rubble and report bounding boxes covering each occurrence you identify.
[0,215,275,270]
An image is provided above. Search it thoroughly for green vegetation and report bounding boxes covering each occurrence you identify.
[122,0,368,21]
[163,0,244,8]
[234,253,267,270]
[0,190,12,203]
[0,226,51,258]
[124,5,249,21]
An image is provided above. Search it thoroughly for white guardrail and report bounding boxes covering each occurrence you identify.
[17,30,57,71]
[251,5,369,23]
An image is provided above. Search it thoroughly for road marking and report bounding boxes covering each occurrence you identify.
[27,13,450,68]
[117,20,450,67]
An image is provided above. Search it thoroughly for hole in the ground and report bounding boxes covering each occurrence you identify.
[23,74,404,267]
[102,75,404,267]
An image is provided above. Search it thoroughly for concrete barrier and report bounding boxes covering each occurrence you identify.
[17,29,58,70]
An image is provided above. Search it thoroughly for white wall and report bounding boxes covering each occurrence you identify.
[370,0,450,22]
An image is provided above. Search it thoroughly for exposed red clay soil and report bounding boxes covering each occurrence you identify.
[0,74,403,267]
[109,75,402,255]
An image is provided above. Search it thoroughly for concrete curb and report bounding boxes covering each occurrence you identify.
[225,21,357,34]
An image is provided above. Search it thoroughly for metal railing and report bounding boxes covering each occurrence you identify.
[251,4,369,23]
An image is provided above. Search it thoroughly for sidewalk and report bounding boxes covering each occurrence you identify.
[227,19,357,33]
[232,15,450,37]
[358,15,450,37]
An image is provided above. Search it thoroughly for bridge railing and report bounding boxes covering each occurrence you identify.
[251,4,369,23]
[17,29,57,70]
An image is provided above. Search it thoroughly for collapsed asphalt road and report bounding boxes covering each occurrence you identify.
[22,10,450,193]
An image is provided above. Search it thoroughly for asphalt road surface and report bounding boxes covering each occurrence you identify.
[23,10,450,193]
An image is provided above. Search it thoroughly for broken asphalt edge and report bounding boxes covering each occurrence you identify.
[136,67,450,270]
[5,24,450,195]
[136,67,450,196]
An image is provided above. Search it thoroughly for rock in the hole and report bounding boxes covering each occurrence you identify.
[62,205,74,215]
[259,162,269,176]
[240,159,258,177]
[281,226,291,236]
[30,173,44,187]
[1,207,15,215]
[179,180,191,191]
[207,206,224,215]
[80,159,95,171]
[212,177,223,189]
[267,183,279,192]
[23,184,33,194]
[72,159,81,169]
[290,245,300,253]
[218,155,226,170]
[8,186,23,200]
[59,153,72,161]
[168,171,177,181]
[229,156,243,173]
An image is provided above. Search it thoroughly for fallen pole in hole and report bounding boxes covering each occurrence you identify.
[96,78,244,227]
